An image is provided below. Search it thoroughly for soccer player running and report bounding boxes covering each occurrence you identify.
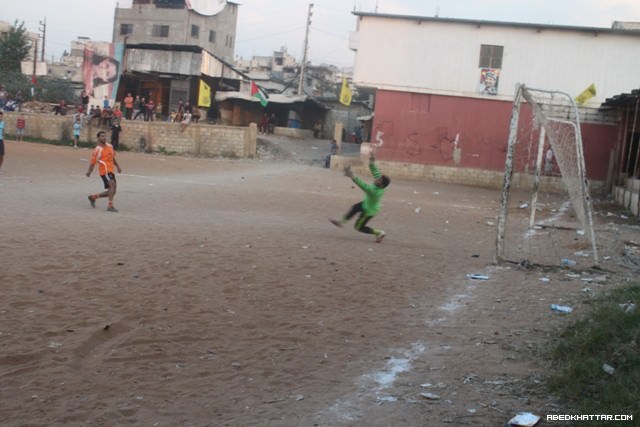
[86,131,122,212]
[330,151,390,243]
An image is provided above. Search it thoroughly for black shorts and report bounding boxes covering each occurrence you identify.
[0,139,4,156]
[100,172,116,189]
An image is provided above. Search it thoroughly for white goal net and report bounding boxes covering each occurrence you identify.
[495,84,598,267]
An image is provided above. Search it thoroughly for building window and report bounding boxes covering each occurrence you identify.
[191,25,199,38]
[152,25,170,38]
[209,30,216,43]
[479,44,503,69]
[120,24,133,36]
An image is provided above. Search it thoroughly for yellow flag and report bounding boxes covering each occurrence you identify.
[339,78,352,106]
[198,79,211,107]
[575,83,596,106]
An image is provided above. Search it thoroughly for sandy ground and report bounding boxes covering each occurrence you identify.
[1,137,639,427]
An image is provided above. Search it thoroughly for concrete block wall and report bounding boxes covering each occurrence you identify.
[330,154,606,195]
[3,112,256,159]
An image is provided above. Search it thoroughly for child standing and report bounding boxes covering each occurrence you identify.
[16,115,26,143]
[330,152,390,243]
[72,116,82,148]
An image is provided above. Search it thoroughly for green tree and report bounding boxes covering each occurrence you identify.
[0,21,31,73]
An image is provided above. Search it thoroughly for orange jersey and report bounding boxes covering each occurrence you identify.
[90,143,116,176]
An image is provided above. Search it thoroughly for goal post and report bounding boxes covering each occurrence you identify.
[495,84,598,266]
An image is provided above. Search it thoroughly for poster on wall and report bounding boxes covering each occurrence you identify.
[83,43,124,108]
[478,68,500,95]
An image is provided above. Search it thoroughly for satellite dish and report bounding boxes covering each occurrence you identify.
[186,0,227,16]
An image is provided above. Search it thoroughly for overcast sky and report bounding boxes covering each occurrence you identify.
[2,0,640,68]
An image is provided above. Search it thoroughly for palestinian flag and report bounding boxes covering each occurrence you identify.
[251,81,268,107]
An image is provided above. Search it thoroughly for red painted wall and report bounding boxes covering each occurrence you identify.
[371,90,617,180]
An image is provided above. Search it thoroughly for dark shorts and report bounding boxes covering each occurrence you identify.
[0,139,4,155]
[100,172,116,189]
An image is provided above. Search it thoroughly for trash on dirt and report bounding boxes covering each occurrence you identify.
[506,412,541,426]
[602,363,616,375]
[561,258,577,267]
[539,277,551,283]
[486,221,495,226]
[619,302,636,313]
[576,229,585,236]
[419,392,441,400]
[573,250,591,257]
[414,207,422,214]
[551,304,573,313]
[581,275,608,283]
[466,274,490,280]
[519,202,529,209]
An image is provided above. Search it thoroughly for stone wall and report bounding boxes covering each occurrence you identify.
[3,112,257,158]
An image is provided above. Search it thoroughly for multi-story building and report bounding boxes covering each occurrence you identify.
[112,0,244,116]
[113,0,237,63]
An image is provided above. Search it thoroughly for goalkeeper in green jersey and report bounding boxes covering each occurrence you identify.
[330,151,390,243]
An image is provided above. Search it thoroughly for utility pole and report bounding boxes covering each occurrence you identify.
[39,18,46,62]
[298,3,313,95]
[32,37,38,91]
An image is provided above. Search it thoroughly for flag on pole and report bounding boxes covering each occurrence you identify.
[251,81,268,107]
[198,79,211,107]
[339,78,352,106]
[575,83,596,106]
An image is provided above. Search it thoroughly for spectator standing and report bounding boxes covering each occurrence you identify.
[110,118,122,150]
[112,105,123,121]
[72,116,82,148]
[16,115,26,142]
[103,96,110,109]
[145,99,155,121]
[268,113,276,134]
[259,113,269,134]
[132,95,142,120]
[134,97,146,120]
[81,90,90,114]
[176,100,184,122]
[123,93,134,120]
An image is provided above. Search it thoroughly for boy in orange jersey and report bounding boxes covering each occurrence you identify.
[86,131,122,212]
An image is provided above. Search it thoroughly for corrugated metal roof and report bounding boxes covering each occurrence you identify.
[602,89,640,108]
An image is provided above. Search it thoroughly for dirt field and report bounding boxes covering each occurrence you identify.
[1,139,639,426]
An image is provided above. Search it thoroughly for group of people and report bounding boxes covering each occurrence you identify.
[121,93,158,121]
[0,86,23,112]
[71,102,122,150]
